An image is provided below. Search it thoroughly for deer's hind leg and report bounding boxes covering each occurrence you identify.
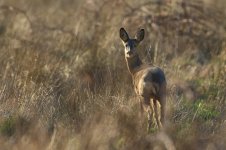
[159,95,166,126]
[153,99,162,129]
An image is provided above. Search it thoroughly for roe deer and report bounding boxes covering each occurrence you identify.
[119,28,166,130]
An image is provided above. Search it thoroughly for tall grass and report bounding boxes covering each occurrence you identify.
[0,0,225,149]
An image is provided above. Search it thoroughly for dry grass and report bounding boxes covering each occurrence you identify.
[0,0,226,149]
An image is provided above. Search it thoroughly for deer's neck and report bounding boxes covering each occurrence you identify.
[125,54,143,75]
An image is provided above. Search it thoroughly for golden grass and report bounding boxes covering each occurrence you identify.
[0,0,225,149]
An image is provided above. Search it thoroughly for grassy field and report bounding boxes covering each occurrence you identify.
[0,0,225,149]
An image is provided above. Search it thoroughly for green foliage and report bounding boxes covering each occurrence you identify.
[0,116,16,137]
[193,101,220,121]
[148,126,158,134]
[174,98,220,122]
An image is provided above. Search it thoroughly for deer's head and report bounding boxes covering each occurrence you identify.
[119,28,145,58]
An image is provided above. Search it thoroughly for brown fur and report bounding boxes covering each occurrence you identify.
[120,28,167,130]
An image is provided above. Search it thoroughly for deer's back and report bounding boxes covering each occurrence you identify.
[133,65,166,99]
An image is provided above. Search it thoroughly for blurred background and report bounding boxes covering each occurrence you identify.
[0,0,225,149]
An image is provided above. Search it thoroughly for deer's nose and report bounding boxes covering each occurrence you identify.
[127,51,133,55]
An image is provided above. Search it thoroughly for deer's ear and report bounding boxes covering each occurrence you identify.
[135,29,145,43]
[119,28,129,42]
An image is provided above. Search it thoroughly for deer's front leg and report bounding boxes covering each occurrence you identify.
[139,96,144,117]
[142,96,154,132]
